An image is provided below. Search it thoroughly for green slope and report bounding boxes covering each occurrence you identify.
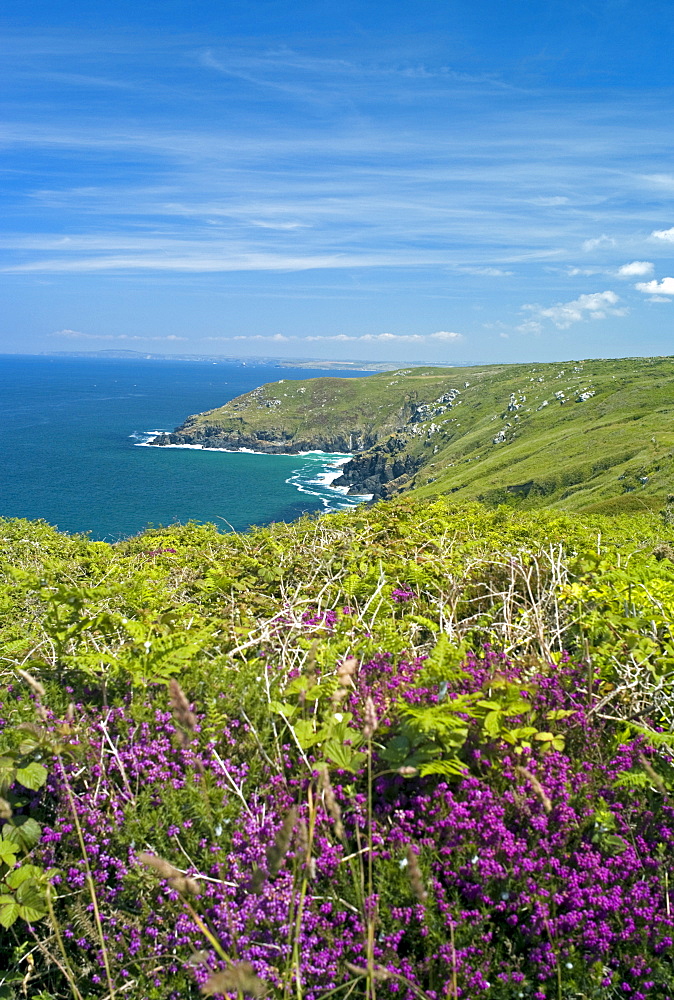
[154,355,674,513]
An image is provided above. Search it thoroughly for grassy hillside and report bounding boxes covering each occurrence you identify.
[154,355,674,513]
[2,499,674,997]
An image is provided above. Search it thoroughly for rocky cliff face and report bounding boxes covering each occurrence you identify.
[150,422,422,497]
[332,436,424,498]
[150,424,379,455]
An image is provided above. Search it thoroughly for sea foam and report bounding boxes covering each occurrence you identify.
[133,434,371,512]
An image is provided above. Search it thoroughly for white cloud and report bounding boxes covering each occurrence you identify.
[634,277,674,296]
[651,227,674,242]
[566,266,603,276]
[516,319,543,335]
[522,290,625,330]
[50,329,186,341]
[582,235,615,252]
[306,330,464,344]
[457,266,513,277]
[311,330,465,344]
[204,331,464,344]
[618,260,654,278]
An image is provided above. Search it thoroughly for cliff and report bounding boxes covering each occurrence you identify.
[150,357,674,512]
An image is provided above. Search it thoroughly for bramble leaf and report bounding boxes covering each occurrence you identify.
[2,817,41,851]
[0,898,19,928]
[15,762,48,791]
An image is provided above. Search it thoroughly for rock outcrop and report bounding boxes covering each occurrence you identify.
[333,438,424,498]
[151,424,378,456]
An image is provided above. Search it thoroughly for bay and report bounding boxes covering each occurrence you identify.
[0,355,372,540]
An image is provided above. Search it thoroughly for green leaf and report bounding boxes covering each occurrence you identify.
[419,759,467,778]
[293,718,325,750]
[2,817,41,851]
[322,739,366,773]
[15,762,48,791]
[600,834,628,855]
[503,699,532,716]
[0,840,19,865]
[421,635,469,682]
[5,864,43,889]
[482,711,502,737]
[0,758,16,794]
[0,900,19,928]
[18,735,41,755]
[15,877,47,922]
[268,700,297,718]
[410,615,440,633]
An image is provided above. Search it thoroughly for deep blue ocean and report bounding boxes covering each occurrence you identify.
[0,355,373,540]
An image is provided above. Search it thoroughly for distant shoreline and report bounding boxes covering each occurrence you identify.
[23,350,411,372]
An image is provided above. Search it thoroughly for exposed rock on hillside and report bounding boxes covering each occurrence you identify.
[333,440,424,498]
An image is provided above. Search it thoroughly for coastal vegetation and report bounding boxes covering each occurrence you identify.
[2,496,674,998]
[151,355,674,514]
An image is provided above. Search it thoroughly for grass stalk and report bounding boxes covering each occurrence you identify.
[57,755,116,999]
[32,898,85,1000]
[448,922,458,1000]
[289,784,317,1000]
[365,734,375,1000]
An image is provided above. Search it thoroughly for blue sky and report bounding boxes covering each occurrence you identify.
[2,0,674,364]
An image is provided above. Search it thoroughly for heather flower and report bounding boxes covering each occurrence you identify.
[391,588,415,603]
[17,645,674,999]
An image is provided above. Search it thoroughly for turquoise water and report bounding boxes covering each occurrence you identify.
[0,355,372,540]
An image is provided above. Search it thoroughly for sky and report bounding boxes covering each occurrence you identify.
[2,0,674,365]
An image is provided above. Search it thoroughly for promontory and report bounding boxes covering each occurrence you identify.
[150,356,674,513]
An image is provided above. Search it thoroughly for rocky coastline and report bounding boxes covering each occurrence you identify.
[149,424,419,499]
[331,438,424,499]
[150,424,378,455]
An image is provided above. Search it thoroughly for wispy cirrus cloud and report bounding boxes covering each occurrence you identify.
[4,25,674,358]
[641,174,674,190]
[3,93,674,282]
[5,250,457,274]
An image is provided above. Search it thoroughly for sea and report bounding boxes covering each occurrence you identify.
[0,355,374,541]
